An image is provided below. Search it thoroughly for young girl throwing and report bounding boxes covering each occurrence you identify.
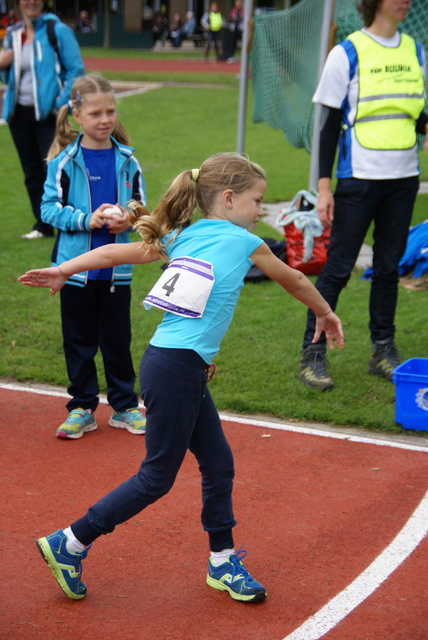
[41,74,146,439]
[19,152,344,603]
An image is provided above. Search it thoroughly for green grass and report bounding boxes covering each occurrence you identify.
[1,58,427,436]
[100,70,240,85]
[80,46,210,60]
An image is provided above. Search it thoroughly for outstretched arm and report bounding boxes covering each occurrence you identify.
[18,241,160,295]
[251,243,344,350]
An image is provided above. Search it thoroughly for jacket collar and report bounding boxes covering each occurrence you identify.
[67,133,134,159]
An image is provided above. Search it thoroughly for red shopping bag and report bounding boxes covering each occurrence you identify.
[277,190,331,276]
[283,223,330,275]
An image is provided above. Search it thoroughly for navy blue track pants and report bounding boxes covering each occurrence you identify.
[71,346,236,551]
[60,282,138,413]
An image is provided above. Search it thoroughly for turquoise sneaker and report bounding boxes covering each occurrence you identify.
[109,407,146,434]
[56,408,97,439]
[36,530,89,600]
[206,548,267,602]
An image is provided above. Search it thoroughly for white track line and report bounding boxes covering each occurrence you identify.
[1,381,427,453]
[282,490,428,640]
[114,84,162,98]
[219,414,428,453]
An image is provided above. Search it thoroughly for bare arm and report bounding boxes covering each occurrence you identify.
[251,243,344,349]
[18,242,161,294]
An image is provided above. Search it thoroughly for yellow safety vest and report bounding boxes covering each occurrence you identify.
[347,31,425,150]
[209,11,223,32]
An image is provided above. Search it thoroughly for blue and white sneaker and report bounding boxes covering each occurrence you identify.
[206,548,267,602]
[36,530,89,600]
[56,408,97,439]
[109,407,146,434]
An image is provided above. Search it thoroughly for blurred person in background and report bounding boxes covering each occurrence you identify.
[0,0,84,239]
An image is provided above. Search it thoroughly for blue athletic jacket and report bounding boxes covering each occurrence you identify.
[41,134,146,288]
[1,13,85,122]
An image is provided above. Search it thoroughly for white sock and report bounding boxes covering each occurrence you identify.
[210,548,234,566]
[64,526,87,553]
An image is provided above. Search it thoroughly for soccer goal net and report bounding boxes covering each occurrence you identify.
[250,0,428,153]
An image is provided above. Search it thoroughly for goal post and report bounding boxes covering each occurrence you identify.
[309,0,336,192]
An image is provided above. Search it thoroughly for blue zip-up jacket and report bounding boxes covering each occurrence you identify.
[41,134,146,288]
[1,13,85,122]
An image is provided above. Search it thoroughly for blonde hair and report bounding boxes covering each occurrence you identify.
[46,74,129,162]
[129,152,266,261]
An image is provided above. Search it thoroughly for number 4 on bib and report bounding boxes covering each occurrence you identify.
[143,257,215,318]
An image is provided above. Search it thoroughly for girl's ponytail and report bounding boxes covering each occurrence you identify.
[46,104,79,162]
[112,119,130,146]
[129,171,198,262]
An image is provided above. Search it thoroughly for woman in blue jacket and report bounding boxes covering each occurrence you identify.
[0,0,85,239]
[41,74,146,439]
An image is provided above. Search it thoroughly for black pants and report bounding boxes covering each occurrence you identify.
[71,346,236,551]
[303,176,419,349]
[231,28,242,56]
[9,104,55,236]
[205,30,222,59]
[60,281,138,413]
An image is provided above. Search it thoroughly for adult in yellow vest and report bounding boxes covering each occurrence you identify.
[299,0,428,391]
[201,2,225,62]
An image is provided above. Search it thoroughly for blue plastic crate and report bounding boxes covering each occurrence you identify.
[393,358,428,431]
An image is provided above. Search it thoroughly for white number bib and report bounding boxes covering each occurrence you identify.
[143,256,215,318]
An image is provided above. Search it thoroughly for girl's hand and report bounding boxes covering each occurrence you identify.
[89,204,129,232]
[17,266,67,295]
[313,310,344,350]
[103,205,130,234]
[89,206,108,229]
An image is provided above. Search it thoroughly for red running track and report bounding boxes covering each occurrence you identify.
[1,384,427,640]
[83,56,241,75]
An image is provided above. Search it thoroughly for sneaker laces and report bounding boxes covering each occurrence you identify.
[302,349,329,378]
[229,548,258,586]
[375,341,400,367]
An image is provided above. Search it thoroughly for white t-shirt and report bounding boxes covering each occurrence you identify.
[313,29,426,180]
[17,42,34,106]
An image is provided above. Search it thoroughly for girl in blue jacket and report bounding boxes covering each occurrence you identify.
[41,73,146,439]
[0,1,85,238]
